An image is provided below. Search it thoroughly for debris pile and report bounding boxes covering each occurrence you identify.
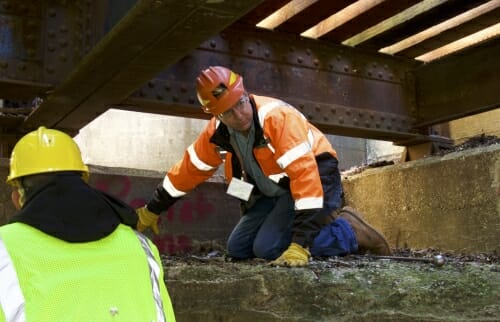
[437,134,500,155]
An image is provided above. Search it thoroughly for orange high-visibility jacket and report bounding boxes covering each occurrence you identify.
[161,95,337,211]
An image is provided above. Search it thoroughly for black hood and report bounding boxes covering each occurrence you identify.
[10,174,138,242]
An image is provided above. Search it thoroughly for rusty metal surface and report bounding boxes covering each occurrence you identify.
[0,1,95,97]
[122,25,420,140]
[415,40,500,126]
[0,1,47,98]
[0,0,498,152]
[20,0,265,133]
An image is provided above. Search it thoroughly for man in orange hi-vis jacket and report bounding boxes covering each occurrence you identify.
[136,66,391,267]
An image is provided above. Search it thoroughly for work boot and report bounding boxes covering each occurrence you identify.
[339,206,392,255]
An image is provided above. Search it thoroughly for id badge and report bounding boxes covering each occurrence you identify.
[226,177,254,201]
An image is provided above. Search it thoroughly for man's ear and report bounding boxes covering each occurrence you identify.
[11,189,23,210]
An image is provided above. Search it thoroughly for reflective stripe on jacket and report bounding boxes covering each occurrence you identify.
[0,223,175,322]
[163,94,337,211]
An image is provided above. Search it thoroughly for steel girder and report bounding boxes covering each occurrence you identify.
[414,40,500,127]
[0,1,97,101]
[123,25,423,141]
[15,0,265,133]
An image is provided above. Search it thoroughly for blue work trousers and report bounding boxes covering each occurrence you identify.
[226,192,357,259]
[227,155,357,260]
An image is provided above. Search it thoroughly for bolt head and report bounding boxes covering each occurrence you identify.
[433,255,445,267]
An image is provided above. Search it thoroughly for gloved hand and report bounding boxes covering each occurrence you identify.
[136,206,160,235]
[270,242,311,267]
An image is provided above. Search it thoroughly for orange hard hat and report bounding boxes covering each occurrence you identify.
[196,66,245,115]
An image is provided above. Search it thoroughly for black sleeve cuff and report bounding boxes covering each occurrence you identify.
[291,209,323,247]
[146,184,180,214]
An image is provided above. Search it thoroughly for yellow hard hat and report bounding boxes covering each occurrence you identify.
[6,126,89,184]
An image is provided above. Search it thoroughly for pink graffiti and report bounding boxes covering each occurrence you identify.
[93,176,146,208]
[154,234,192,254]
[164,193,215,224]
[95,175,218,226]
[94,180,108,193]
[129,198,146,209]
[166,207,175,222]
[94,176,132,199]
[179,202,195,223]
[179,193,215,223]
[93,176,226,255]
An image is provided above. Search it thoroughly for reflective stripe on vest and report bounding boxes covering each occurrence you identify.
[134,231,166,322]
[0,237,25,322]
[0,231,168,322]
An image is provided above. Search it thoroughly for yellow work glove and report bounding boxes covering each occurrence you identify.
[270,242,311,267]
[136,206,160,235]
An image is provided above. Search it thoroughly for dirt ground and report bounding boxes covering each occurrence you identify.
[162,241,498,269]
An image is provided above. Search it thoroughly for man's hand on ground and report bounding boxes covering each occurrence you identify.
[270,242,311,267]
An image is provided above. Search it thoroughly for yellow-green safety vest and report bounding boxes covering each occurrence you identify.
[0,223,176,322]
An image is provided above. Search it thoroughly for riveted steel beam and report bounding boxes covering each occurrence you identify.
[0,0,48,100]
[21,0,265,133]
[415,40,500,127]
[123,25,424,141]
[0,1,96,101]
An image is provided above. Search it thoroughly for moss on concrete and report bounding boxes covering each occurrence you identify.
[164,258,499,322]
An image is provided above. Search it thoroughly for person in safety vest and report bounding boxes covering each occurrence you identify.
[136,66,392,267]
[0,127,176,322]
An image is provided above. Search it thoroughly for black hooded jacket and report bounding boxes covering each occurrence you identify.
[9,174,138,243]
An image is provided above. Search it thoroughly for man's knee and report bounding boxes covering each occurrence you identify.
[227,237,252,259]
[253,240,283,260]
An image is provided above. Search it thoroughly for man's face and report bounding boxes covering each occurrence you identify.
[216,94,253,133]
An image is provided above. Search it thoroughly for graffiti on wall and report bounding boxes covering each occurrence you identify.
[154,192,216,254]
[94,175,218,254]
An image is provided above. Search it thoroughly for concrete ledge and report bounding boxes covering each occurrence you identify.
[164,259,500,322]
[342,144,500,254]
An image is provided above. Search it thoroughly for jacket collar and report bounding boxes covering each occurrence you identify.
[10,174,138,243]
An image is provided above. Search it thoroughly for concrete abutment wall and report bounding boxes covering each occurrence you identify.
[0,144,498,254]
[343,144,499,254]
